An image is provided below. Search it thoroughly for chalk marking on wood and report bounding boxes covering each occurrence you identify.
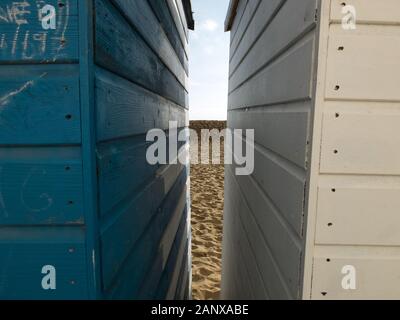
[9,1,31,25]
[0,72,47,107]
[0,34,6,49]
[20,167,53,213]
[52,0,69,62]
[11,25,20,55]
[0,6,9,23]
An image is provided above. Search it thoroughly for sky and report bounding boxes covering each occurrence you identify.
[189,0,231,120]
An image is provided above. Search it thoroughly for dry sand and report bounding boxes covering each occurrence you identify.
[190,121,226,300]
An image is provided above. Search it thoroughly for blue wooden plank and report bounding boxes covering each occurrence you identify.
[0,64,81,145]
[78,0,100,300]
[95,67,187,142]
[97,130,187,217]
[97,135,159,217]
[94,0,188,108]
[0,226,88,300]
[101,168,188,298]
[0,146,84,225]
[0,0,79,63]
[147,0,188,74]
[111,0,188,89]
[141,207,188,300]
[156,239,189,300]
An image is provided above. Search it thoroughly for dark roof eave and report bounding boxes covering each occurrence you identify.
[183,0,195,30]
[225,0,239,32]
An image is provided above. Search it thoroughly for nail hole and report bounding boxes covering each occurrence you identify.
[65,166,71,171]
[334,149,339,154]
[331,188,336,193]
[334,85,340,91]
[335,113,340,118]
[321,292,328,296]
[59,2,65,8]
[328,223,333,227]
[67,200,74,205]
[338,46,344,51]
[341,2,346,6]
[326,259,331,262]
[65,114,72,120]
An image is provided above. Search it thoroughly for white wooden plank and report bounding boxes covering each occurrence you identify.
[230,0,249,44]
[316,184,400,246]
[229,0,283,75]
[325,33,400,102]
[312,253,400,300]
[229,36,315,110]
[225,169,293,299]
[320,111,400,175]
[228,103,311,169]
[230,0,317,91]
[229,0,260,60]
[234,172,303,298]
[167,0,188,46]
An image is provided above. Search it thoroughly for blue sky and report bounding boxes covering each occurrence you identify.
[189,0,231,120]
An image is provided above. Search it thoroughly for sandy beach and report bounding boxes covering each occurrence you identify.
[190,121,226,300]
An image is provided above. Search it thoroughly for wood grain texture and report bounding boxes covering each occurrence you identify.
[95,67,187,142]
[111,0,188,87]
[0,0,79,63]
[0,65,81,145]
[94,0,187,108]
[101,169,187,298]
[0,146,84,225]
[147,0,189,73]
[0,227,88,300]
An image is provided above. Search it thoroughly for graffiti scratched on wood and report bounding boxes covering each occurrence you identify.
[0,0,73,61]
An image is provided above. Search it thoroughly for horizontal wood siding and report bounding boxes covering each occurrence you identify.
[222,0,319,300]
[94,0,188,108]
[0,0,79,63]
[0,0,88,299]
[94,0,190,299]
[307,0,400,300]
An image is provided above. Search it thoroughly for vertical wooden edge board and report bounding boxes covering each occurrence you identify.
[300,0,329,300]
[79,0,101,299]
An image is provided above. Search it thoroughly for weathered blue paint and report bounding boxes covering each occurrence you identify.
[0,0,192,300]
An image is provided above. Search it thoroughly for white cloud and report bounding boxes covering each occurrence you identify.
[201,19,218,32]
